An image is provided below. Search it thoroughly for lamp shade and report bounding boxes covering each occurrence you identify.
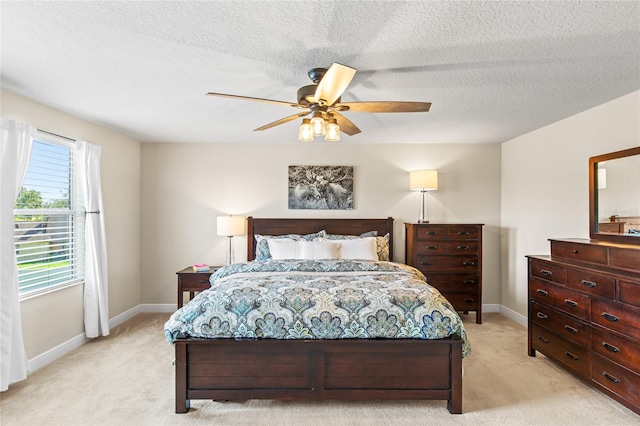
[216,215,245,236]
[410,170,438,191]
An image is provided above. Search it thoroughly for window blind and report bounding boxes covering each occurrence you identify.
[13,137,84,296]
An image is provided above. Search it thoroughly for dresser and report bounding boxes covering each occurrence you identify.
[527,239,640,414]
[405,223,483,324]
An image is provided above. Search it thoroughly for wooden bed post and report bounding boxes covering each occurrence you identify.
[448,337,463,414]
[175,341,190,413]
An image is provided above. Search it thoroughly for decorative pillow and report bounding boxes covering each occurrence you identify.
[376,233,390,261]
[323,230,378,240]
[255,231,326,261]
[268,239,341,260]
[338,237,378,261]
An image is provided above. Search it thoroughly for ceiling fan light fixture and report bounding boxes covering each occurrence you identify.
[298,118,313,142]
[324,118,340,142]
[310,111,325,136]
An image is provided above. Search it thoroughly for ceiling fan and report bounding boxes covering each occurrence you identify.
[206,63,431,141]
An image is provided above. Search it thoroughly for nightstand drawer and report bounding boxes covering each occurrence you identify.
[179,273,212,291]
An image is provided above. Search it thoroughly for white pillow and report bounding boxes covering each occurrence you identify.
[299,240,341,260]
[337,237,378,260]
[268,239,341,260]
[267,239,299,260]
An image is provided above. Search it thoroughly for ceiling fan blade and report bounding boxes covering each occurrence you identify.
[331,112,361,136]
[313,63,357,106]
[206,92,304,109]
[254,111,310,131]
[335,101,431,113]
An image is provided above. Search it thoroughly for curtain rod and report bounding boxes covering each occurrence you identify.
[38,129,76,142]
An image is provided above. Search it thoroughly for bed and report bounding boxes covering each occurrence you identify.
[165,217,469,414]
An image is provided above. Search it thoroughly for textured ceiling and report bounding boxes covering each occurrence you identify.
[1,1,639,144]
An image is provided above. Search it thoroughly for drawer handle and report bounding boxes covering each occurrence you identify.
[602,372,620,384]
[602,312,619,322]
[565,351,579,361]
[457,231,470,236]
[537,335,549,344]
[463,261,476,266]
[602,342,620,353]
[463,280,475,285]
[198,279,209,284]
[420,261,433,266]
[580,280,596,288]
[463,298,475,303]
[572,249,578,254]
[536,312,549,319]
[564,299,578,308]
[536,289,548,296]
[457,246,469,250]
[426,246,438,250]
[540,269,552,277]
[564,325,578,334]
[426,231,438,235]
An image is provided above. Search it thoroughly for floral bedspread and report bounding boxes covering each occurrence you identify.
[164,260,470,357]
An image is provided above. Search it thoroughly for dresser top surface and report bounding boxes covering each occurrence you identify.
[549,238,640,251]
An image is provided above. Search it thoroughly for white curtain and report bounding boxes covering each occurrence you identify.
[0,118,33,391]
[77,141,109,338]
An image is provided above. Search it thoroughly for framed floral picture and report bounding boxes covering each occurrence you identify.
[288,165,354,209]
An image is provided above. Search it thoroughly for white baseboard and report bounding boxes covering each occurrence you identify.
[27,304,175,372]
[28,302,525,372]
[499,305,527,327]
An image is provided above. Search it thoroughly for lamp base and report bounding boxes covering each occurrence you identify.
[417,220,430,224]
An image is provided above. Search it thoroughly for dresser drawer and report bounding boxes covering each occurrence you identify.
[551,240,608,265]
[413,241,479,255]
[529,278,590,320]
[425,273,479,292]
[591,298,640,341]
[530,301,589,347]
[592,354,640,408]
[414,226,479,241]
[619,280,640,308]
[441,292,479,311]
[609,247,640,273]
[591,326,640,373]
[415,255,479,273]
[531,323,589,377]
[566,269,615,299]
[529,259,567,285]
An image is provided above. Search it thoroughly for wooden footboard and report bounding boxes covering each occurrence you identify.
[174,336,463,414]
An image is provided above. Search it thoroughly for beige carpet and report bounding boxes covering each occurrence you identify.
[1,313,637,425]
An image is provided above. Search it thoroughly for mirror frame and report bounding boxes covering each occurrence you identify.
[589,146,640,244]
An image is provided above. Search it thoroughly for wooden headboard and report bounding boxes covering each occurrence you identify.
[247,217,394,261]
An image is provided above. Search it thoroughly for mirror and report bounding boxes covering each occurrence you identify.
[589,146,640,244]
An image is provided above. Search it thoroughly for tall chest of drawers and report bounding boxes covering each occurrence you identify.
[405,223,483,324]
[527,239,640,414]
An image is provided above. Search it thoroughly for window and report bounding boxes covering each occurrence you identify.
[13,132,84,297]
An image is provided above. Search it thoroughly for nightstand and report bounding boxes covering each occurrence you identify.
[176,266,220,308]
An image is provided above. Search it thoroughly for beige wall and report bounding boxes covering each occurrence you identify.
[141,142,502,306]
[1,89,142,358]
[500,90,640,318]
